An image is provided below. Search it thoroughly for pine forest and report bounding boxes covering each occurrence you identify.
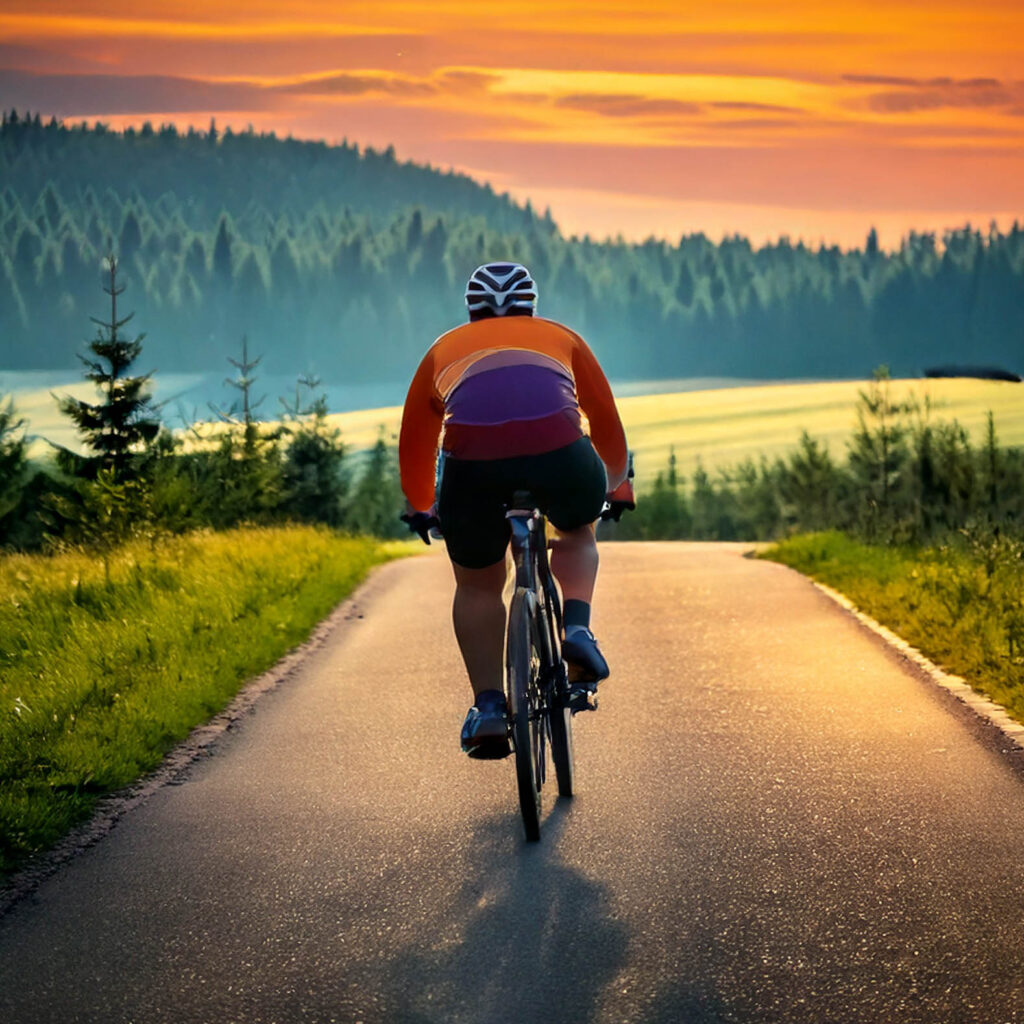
[3,112,1023,384]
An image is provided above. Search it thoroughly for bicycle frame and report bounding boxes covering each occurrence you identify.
[507,500,562,679]
[505,493,575,840]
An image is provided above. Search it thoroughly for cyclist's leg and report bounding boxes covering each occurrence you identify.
[436,454,511,698]
[549,523,598,605]
[532,438,610,681]
[451,558,507,697]
[535,437,606,602]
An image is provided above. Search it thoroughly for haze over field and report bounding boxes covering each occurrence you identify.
[2,1,1022,248]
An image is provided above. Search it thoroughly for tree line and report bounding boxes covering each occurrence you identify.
[2,259,1020,559]
[604,369,1024,546]
[0,256,404,554]
[3,112,1023,385]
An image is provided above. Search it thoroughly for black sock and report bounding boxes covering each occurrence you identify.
[475,688,504,707]
[563,599,591,630]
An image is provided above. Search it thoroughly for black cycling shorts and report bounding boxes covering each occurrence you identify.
[437,436,608,569]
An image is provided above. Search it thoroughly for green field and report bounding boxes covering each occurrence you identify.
[320,377,1024,487]
[13,377,1024,487]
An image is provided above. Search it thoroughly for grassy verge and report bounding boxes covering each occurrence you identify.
[763,531,1024,724]
[0,526,412,876]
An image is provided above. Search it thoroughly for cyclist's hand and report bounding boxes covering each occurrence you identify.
[600,478,636,522]
[401,510,441,544]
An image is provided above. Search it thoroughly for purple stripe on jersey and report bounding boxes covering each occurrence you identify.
[446,363,577,427]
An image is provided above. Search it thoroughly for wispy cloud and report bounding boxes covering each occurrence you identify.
[0,42,106,73]
[842,73,1020,113]
[843,74,1003,88]
[0,68,274,115]
[709,100,803,114]
[552,94,701,117]
[866,86,1014,113]
[0,65,500,116]
[274,73,436,97]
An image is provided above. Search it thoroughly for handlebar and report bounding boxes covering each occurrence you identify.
[401,511,441,545]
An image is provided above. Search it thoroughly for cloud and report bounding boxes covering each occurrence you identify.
[867,86,1014,113]
[0,68,273,116]
[269,66,500,98]
[435,69,499,92]
[0,64,489,118]
[273,73,436,97]
[709,100,803,114]
[843,74,1003,88]
[843,74,925,87]
[0,43,105,73]
[553,94,701,118]
[843,73,1018,113]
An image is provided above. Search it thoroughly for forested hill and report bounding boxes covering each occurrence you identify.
[2,111,1023,385]
[0,112,541,229]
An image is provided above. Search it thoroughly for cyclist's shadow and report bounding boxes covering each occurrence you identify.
[385,800,628,1024]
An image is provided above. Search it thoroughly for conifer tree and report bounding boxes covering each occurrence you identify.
[344,430,403,537]
[281,375,348,525]
[205,336,283,525]
[846,365,911,536]
[0,396,28,537]
[56,253,160,480]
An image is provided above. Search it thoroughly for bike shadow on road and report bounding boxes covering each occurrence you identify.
[377,799,629,1024]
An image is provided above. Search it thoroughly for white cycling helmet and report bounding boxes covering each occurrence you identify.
[465,262,537,317]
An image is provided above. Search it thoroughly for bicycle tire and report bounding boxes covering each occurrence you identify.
[507,587,542,842]
[538,583,574,798]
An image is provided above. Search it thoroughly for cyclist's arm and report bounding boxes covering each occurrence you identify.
[569,331,629,489]
[398,351,444,512]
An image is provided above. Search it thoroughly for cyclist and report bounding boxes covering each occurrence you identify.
[399,262,634,759]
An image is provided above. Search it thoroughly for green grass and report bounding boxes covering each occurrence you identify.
[763,531,1024,724]
[0,526,412,875]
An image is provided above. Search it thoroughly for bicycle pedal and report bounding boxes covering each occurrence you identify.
[569,685,599,714]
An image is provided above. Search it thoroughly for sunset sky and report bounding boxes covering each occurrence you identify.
[3,1,1023,249]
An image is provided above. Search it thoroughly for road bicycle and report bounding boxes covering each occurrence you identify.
[504,490,586,842]
[402,474,631,843]
[402,497,589,841]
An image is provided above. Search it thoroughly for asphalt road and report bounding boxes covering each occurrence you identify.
[2,542,1024,1024]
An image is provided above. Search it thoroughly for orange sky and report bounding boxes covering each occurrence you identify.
[2,0,1023,248]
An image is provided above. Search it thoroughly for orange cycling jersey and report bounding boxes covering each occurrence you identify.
[399,316,629,512]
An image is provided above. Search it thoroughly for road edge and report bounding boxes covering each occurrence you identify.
[808,577,1024,753]
[0,558,407,919]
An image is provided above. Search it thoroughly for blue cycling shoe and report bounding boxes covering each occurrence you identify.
[461,691,511,760]
[562,629,610,683]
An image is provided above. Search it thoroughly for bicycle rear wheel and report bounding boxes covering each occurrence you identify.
[507,588,543,842]
[539,568,574,798]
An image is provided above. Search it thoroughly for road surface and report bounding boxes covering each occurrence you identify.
[2,542,1024,1023]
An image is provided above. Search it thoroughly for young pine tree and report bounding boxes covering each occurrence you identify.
[344,430,403,537]
[281,375,348,526]
[0,396,29,541]
[203,336,284,525]
[846,365,911,538]
[56,253,160,481]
